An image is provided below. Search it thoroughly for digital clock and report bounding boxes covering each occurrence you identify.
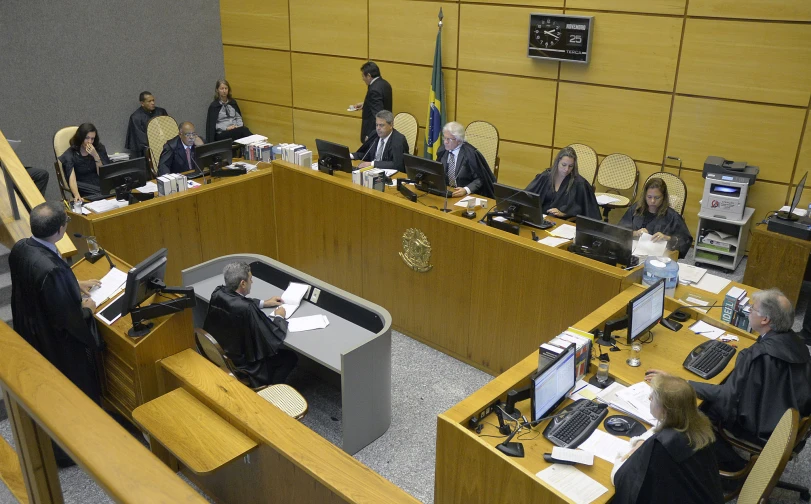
[528,14,593,64]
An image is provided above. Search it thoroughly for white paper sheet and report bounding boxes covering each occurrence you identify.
[550,224,576,239]
[780,205,808,217]
[539,236,571,247]
[632,233,667,257]
[678,264,707,285]
[569,379,601,402]
[84,199,128,214]
[454,196,487,208]
[596,194,620,205]
[551,447,594,465]
[234,134,268,145]
[689,320,725,340]
[596,382,657,425]
[282,282,310,306]
[693,273,731,294]
[287,314,330,332]
[578,429,632,463]
[616,382,654,419]
[88,268,128,306]
[535,465,608,504]
[683,295,711,313]
[134,181,158,193]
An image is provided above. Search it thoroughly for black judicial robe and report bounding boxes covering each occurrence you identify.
[203,286,288,388]
[436,143,496,198]
[691,329,811,444]
[613,429,724,504]
[524,170,601,220]
[124,106,168,155]
[618,204,694,259]
[352,129,409,172]
[206,99,244,144]
[9,238,104,403]
[361,77,393,142]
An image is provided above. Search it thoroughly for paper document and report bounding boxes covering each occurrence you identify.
[597,382,656,425]
[693,273,731,294]
[535,465,608,504]
[492,216,507,223]
[288,314,330,332]
[569,379,600,401]
[632,233,667,257]
[683,295,711,313]
[596,194,620,205]
[539,236,570,247]
[134,181,158,193]
[454,196,487,208]
[549,224,576,240]
[719,334,739,343]
[234,134,268,145]
[88,268,128,306]
[703,230,738,247]
[383,169,398,177]
[689,320,725,340]
[578,429,631,463]
[84,199,128,214]
[282,282,310,306]
[780,205,808,217]
[551,447,594,465]
[678,264,707,285]
[616,382,655,421]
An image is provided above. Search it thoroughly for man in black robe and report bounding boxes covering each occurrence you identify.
[203,262,297,387]
[124,91,168,157]
[354,61,393,142]
[436,122,496,199]
[351,110,409,173]
[525,170,601,220]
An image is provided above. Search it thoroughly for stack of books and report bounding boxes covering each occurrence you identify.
[156,173,188,196]
[277,143,312,168]
[538,327,593,380]
[722,286,751,331]
[243,141,273,162]
[352,167,386,191]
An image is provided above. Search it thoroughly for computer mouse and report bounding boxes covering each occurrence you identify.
[606,417,630,430]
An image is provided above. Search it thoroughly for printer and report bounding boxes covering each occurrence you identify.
[701,156,758,221]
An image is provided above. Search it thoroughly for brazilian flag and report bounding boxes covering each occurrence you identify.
[424,16,445,160]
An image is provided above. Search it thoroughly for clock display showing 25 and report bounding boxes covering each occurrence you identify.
[528,14,592,63]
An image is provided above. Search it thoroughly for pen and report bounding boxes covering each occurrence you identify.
[571,384,588,396]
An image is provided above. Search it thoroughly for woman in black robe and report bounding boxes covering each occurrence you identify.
[618,177,693,258]
[205,79,253,143]
[524,146,601,220]
[58,123,111,200]
[611,374,724,504]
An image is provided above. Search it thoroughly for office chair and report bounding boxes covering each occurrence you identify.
[146,116,179,177]
[465,121,500,182]
[194,328,308,420]
[567,143,598,187]
[52,126,78,203]
[594,153,638,221]
[393,112,419,155]
[645,171,688,217]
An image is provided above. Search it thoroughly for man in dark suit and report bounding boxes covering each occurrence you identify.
[436,121,496,198]
[157,121,205,176]
[354,61,392,142]
[351,110,409,173]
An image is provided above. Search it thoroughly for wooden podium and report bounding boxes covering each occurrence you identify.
[71,252,194,421]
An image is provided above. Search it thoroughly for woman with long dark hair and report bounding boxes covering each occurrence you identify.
[58,123,110,200]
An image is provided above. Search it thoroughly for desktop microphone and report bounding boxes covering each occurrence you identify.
[73,233,116,269]
[358,135,378,162]
[189,152,209,186]
[441,184,452,213]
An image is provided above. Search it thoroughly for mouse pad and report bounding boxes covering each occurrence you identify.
[603,415,648,438]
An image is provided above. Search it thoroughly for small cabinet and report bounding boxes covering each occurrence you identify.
[694,208,754,271]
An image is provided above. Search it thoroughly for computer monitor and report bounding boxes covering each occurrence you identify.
[315,139,353,174]
[194,138,233,172]
[777,171,807,221]
[530,344,576,422]
[403,154,448,196]
[99,157,150,195]
[493,183,545,227]
[570,215,634,267]
[120,248,168,318]
[626,278,665,344]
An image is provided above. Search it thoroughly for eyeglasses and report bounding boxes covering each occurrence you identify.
[183,133,197,138]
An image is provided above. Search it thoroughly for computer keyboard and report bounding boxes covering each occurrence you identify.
[543,399,608,448]
[416,185,453,198]
[523,219,555,230]
[683,339,737,380]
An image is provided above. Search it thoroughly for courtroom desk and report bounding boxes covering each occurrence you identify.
[272,160,641,376]
[435,286,756,504]
[72,253,194,421]
[66,166,277,286]
[743,223,811,306]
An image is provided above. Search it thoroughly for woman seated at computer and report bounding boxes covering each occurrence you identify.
[618,177,693,258]
[58,123,111,201]
[524,146,601,220]
[205,79,253,144]
[611,374,724,504]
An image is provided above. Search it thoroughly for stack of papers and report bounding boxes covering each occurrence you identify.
[454,196,488,208]
[597,382,657,425]
[288,314,329,332]
[234,134,268,145]
[693,273,731,294]
[535,465,608,504]
[84,199,128,214]
[549,224,576,240]
[632,233,667,257]
[539,236,570,247]
[596,194,620,205]
[569,379,600,402]
[578,429,631,463]
[278,282,310,319]
[680,295,711,313]
[88,268,128,306]
[779,205,808,217]
[134,181,158,193]
[678,264,707,285]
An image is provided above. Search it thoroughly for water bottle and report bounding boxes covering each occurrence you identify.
[642,256,679,297]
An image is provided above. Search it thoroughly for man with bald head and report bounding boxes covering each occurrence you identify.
[158,121,205,176]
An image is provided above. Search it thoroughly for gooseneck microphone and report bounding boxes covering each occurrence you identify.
[189,150,209,186]
[73,233,115,269]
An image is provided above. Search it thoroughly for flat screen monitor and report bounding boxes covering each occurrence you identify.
[315,139,353,174]
[626,279,665,344]
[778,171,808,221]
[571,215,634,267]
[120,248,168,316]
[493,183,544,226]
[99,157,150,195]
[194,139,233,172]
[403,154,448,196]
[530,344,576,422]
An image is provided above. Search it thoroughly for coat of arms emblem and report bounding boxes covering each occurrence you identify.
[399,228,433,272]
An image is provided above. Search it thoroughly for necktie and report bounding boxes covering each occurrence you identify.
[186,147,192,170]
[375,138,385,162]
[447,152,457,186]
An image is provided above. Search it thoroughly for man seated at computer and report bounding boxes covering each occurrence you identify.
[436,122,495,198]
[646,288,811,470]
[618,177,693,258]
[157,122,205,176]
[611,374,723,504]
[203,262,298,386]
[124,91,169,157]
[350,110,409,173]
[524,146,601,220]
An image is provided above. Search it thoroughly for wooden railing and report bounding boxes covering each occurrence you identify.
[0,321,207,503]
[0,130,76,257]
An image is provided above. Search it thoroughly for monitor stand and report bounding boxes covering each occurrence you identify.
[497,441,524,458]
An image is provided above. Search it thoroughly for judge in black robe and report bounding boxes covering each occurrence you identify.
[356,62,393,142]
[203,265,297,387]
[58,123,111,199]
[124,92,168,156]
[618,177,693,258]
[524,147,601,220]
[436,123,496,198]
[352,111,409,173]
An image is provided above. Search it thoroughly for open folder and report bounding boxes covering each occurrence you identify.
[275,282,310,319]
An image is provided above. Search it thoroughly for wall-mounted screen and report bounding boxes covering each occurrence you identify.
[528,14,594,64]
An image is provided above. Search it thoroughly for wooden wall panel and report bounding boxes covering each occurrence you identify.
[370,0,458,67]
[559,12,682,92]
[678,20,811,106]
[220,0,290,50]
[555,83,671,163]
[746,182,792,223]
[687,0,811,21]
[795,118,811,183]
[455,71,557,145]
[223,46,292,106]
[293,109,361,152]
[495,142,552,190]
[667,96,806,182]
[289,0,367,58]
[385,63,457,127]
[238,102,294,143]
[566,0,685,15]
[458,4,560,79]
[291,54,364,116]
[463,0,563,7]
